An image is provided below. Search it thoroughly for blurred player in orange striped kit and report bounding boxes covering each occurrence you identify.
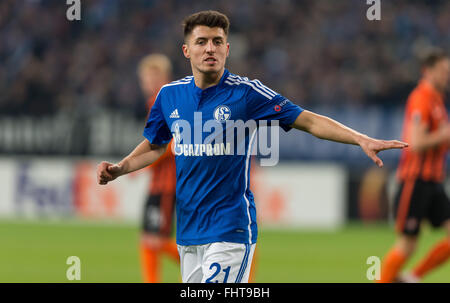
[137,54,179,282]
[379,50,450,283]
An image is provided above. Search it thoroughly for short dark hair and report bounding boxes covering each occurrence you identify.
[421,49,448,70]
[182,10,230,39]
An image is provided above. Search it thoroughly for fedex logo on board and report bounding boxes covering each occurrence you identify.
[14,162,73,217]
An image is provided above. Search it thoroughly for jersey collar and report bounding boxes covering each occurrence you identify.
[192,69,230,95]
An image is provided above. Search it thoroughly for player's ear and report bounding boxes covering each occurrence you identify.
[226,42,230,58]
[182,44,190,59]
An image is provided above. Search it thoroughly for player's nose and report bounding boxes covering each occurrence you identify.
[205,40,215,52]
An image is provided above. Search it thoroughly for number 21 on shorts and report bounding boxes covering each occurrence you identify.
[205,262,231,283]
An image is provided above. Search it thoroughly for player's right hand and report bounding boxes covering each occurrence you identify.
[97,161,123,185]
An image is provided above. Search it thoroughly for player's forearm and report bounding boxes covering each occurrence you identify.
[291,110,367,145]
[409,121,450,152]
[118,140,167,175]
[411,130,447,152]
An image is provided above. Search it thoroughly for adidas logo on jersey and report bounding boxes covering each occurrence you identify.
[170,109,180,118]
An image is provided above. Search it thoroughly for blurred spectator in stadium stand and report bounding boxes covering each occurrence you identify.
[1,0,449,117]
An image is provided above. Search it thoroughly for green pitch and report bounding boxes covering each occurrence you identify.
[1,219,448,282]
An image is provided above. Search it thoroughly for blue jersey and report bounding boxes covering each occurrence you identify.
[143,69,303,245]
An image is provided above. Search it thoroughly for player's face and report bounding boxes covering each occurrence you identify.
[430,59,450,92]
[182,26,229,75]
[139,67,168,98]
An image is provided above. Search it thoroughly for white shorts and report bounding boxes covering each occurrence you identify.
[177,242,256,283]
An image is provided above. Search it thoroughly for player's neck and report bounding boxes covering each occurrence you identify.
[193,68,224,90]
[422,77,443,95]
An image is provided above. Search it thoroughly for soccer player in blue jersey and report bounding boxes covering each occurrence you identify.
[97,10,407,283]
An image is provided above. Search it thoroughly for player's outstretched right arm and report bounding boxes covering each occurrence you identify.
[290,110,408,167]
[97,139,168,185]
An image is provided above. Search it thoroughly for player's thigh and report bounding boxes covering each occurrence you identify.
[394,179,430,236]
[429,183,450,229]
[201,242,256,283]
[178,245,203,283]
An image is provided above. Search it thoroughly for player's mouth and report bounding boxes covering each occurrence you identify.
[204,57,217,64]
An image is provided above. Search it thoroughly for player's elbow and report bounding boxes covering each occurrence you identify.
[154,144,169,159]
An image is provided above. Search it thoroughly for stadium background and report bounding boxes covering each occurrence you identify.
[1,0,450,282]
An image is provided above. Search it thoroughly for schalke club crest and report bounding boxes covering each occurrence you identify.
[213,105,231,122]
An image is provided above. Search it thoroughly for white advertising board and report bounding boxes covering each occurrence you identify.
[0,158,346,228]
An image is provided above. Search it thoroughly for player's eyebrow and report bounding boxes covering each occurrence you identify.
[195,36,225,42]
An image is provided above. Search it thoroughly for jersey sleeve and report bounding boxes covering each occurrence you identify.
[246,80,304,131]
[408,90,431,128]
[143,89,172,145]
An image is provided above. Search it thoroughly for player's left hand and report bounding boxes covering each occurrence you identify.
[97,161,124,185]
[359,137,408,168]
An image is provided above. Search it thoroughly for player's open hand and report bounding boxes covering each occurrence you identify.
[97,161,124,185]
[359,137,408,168]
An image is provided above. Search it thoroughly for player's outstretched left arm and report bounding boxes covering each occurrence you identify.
[97,139,168,185]
[290,110,408,167]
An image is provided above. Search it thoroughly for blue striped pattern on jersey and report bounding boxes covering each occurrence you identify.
[225,75,278,100]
